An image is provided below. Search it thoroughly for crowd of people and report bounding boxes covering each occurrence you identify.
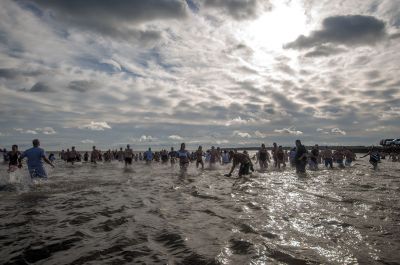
[1,138,396,180]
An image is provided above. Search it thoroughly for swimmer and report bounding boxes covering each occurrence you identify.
[83,152,89,162]
[294,140,307,174]
[177,143,191,172]
[344,148,356,167]
[20,139,54,178]
[48,153,56,162]
[209,146,220,168]
[144,148,154,164]
[116,147,124,162]
[272,143,278,168]
[7,145,22,172]
[225,151,254,177]
[90,146,100,164]
[221,150,230,165]
[321,146,333,169]
[333,148,345,168]
[67,146,78,165]
[276,146,286,169]
[361,147,381,170]
[195,146,204,169]
[289,147,296,167]
[309,144,319,170]
[124,145,134,166]
[161,149,169,164]
[257,144,270,170]
[169,147,176,165]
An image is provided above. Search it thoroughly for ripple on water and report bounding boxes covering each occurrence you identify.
[0,158,400,264]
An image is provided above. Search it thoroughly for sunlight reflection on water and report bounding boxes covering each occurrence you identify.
[0,157,399,264]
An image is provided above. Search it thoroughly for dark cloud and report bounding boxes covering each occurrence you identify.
[366,79,388,88]
[0,68,42,79]
[275,62,296,75]
[29,82,52,92]
[202,0,270,20]
[68,80,97,92]
[27,0,188,39]
[270,92,301,112]
[304,45,347,57]
[285,15,387,49]
[364,70,380,80]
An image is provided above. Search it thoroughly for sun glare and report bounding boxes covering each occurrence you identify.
[236,1,308,63]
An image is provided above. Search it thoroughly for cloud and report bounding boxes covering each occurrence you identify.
[168,135,183,140]
[15,128,38,134]
[14,127,56,135]
[35,127,56,135]
[304,45,347,57]
[29,82,52,92]
[254,130,267,138]
[225,116,251,126]
[68,80,97,93]
[81,139,94,144]
[285,15,387,49]
[216,139,230,145]
[233,130,252,138]
[274,127,303,135]
[331,128,347,135]
[0,68,43,79]
[379,107,400,120]
[140,135,155,142]
[202,0,271,20]
[79,121,112,131]
[28,0,188,40]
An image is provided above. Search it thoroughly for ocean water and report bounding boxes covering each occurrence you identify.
[0,157,399,265]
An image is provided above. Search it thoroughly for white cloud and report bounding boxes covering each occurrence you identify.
[14,128,38,134]
[139,135,155,142]
[81,139,94,144]
[366,126,387,132]
[274,127,303,135]
[216,139,230,145]
[233,130,252,138]
[331,128,347,135]
[35,127,57,135]
[168,135,183,140]
[225,116,250,126]
[79,121,112,131]
[254,130,267,138]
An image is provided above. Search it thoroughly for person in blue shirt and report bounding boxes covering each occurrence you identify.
[144,148,154,164]
[177,143,191,171]
[20,139,54,178]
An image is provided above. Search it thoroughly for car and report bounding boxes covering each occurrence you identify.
[390,138,400,146]
[380,139,394,146]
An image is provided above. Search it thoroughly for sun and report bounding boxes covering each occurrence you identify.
[235,1,309,61]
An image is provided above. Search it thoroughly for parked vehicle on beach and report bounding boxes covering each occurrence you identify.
[380,139,394,146]
[390,139,400,146]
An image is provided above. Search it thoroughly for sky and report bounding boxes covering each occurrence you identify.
[0,0,399,150]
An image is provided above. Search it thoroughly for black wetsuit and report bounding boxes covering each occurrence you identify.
[311,148,319,164]
[259,149,268,162]
[295,145,307,173]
